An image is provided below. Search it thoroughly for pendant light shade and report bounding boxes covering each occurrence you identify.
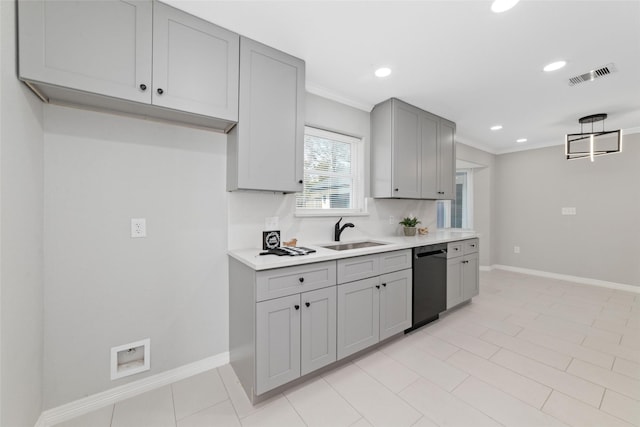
[565,114,621,162]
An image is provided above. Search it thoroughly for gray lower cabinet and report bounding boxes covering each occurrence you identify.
[255,294,301,395]
[227,36,305,192]
[446,239,479,309]
[337,277,380,359]
[230,249,412,401]
[300,287,337,376]
[229,257,336,400]
[462,252,479,301]
[336,249,412,360]
[379,269,413,340]
[255,286,337,394]
[18,0,239,130]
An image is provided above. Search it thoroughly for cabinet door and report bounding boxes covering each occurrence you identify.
[18,0,152,103]
[301,287,337,376]
[392,100,422,199]
[337,277,380,359]
[152,2,239,120]
[379,269,412,340]
[446,257,463,309]
[462,252,479,301]
[256,295,300,394]
[420,112,440,199]
[235,37,305,192]
[438,119,456,199]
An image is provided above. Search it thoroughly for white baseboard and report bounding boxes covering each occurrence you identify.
[36,351,229,427]
[490,264,640,294]
[479,265,494,272]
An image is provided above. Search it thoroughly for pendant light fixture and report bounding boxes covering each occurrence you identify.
[565,113,622,162]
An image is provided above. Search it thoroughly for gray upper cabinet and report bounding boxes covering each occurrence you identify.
[227,37,305,193]
[438,119,456,199]
[18,0,239,131]
[371,98,456,200]
[18,0,153,103]
[392,102,422,199]
[152,2,238,120]
[419,112,440,199]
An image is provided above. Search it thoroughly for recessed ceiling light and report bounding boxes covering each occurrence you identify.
[491,0,520,13]
[516,138,528,143]
[490,125,503,131]
[374,67,392,78]
[543,61,567,72]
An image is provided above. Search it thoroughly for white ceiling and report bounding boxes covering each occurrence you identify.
[166,0,640,154]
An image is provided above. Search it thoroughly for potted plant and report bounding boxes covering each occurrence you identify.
[399,216,421,236]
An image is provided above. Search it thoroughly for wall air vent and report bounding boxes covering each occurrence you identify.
[568,63,617,86]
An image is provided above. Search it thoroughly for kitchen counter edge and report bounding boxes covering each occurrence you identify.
[228,230,479,271]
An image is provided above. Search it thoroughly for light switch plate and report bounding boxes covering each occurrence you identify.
[561,207,577,215]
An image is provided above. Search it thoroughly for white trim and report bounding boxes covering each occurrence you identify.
[491,265,640,293]
[479,265,494,272]
[296,126,367,216]
[36,352,229,427]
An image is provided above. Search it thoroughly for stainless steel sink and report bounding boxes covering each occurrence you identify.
[321,241,388,251]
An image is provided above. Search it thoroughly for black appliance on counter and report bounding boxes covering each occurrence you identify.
[406,243,448,332]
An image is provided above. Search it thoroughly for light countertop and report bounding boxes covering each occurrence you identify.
[228,230,479,270]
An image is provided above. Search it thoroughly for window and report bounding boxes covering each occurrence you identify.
[295,126,366,216]
[437,170,473,229]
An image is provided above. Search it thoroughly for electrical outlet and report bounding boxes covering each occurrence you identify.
[389,216,395,225]
[131,218,146,238]
[514,246,520,254]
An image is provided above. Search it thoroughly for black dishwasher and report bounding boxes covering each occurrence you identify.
[406,243,448,332]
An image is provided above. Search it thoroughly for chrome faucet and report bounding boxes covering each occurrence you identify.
[334,217,355,242]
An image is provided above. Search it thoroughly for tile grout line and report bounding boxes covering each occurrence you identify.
[216,367,243,422]
[320,364,367,424]
[109,404,115,427]
[486,348,606,409]
[281,393,309,427]
[169,383,178,427]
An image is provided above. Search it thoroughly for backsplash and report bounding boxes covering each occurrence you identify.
[228,191,437,249]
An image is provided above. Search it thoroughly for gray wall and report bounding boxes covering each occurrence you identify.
[494,133,640,286]
[456,143,496,267]
[0,1,45,425]
[42,105,229,408]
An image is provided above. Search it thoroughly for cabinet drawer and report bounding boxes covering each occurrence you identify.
[463,239,479,255]
[256,261,336,302]
[379,249,412,274]
[447,242,463,258]
[337,254,380,284]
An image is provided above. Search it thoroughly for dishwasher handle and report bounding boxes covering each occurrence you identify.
[416,249,447,258]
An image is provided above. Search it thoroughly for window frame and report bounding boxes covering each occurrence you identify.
[295,126,368,217]
[437,168,474,230]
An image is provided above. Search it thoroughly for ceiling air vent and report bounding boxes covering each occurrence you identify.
[568,63,617,86]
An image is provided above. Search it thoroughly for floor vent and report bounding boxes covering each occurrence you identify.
[569,63,617,86]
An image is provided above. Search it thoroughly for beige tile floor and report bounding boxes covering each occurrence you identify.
[55,270,640,427]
